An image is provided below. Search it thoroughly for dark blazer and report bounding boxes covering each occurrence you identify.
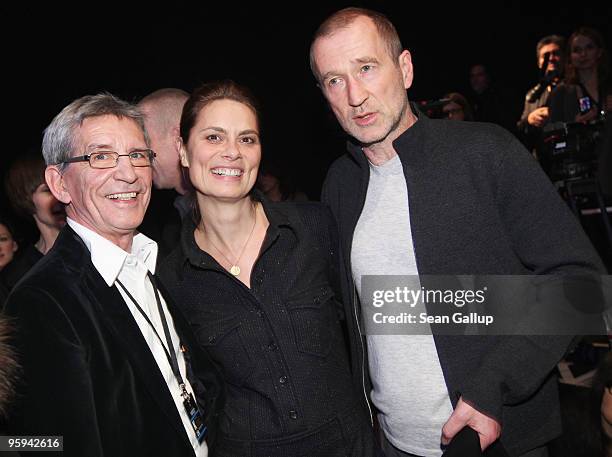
[3,226,224,457]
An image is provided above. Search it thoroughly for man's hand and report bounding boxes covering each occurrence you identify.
[527,107,550,127]
[441,397,501,451]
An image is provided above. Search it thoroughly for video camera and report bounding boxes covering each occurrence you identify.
[540,117,607,183]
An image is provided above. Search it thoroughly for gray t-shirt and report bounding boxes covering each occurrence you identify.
[351,154,453,457]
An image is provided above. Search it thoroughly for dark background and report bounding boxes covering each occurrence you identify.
[2,2,611,200]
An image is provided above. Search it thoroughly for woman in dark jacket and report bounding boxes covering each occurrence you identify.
[549,26,611,123]
[158,80,375,457]
[0,218,19,306]
[3,153,66,293]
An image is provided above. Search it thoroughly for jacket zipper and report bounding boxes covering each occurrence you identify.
[352,283,374,425]
[347,164,374,425]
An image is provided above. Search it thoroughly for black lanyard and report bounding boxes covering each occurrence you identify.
[116,272,187,391]
[117,272,208,443]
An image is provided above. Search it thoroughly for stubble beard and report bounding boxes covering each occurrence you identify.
[354,97,410,149]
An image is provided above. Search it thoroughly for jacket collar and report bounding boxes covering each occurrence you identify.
[180,192,292,271]
[66,218,158,286]
[51,225,98,277]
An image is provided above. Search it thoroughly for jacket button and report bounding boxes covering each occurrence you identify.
[289,410,298,420]
[268,342,278,351]
[279,375,288,384]
[314,297,321,304]
[208,336,216,344]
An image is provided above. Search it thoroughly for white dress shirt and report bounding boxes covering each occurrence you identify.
[67,218,207,457]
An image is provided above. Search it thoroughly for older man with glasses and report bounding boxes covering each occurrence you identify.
[3,93,223,457]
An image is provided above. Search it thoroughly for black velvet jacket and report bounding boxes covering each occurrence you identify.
[159,198,374,454]
[4,226,224,457]
[322,110,605,456]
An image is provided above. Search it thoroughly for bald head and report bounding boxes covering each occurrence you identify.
[138,88,189,193]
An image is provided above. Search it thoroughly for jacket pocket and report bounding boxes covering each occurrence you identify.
[285,284,335,358]
[197,314,254,386]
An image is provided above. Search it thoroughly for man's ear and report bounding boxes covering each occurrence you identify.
[11,239,18,254]
[171,126,182,154]
[178,138,190,167]
[398,50,414,90]
[45,166,72,205]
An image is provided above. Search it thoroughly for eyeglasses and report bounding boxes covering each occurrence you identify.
[60,149,156,169]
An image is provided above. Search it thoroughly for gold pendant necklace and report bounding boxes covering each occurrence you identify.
[202,204,257,277]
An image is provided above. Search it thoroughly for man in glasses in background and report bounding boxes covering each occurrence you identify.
[4,93,222,457]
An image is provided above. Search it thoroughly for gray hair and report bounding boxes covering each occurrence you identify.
[42,92,150,170]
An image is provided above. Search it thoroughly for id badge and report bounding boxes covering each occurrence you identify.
[579,96,592,114]
[183,392,207,443]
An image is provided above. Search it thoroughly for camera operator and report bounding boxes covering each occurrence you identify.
[517,35,565,154]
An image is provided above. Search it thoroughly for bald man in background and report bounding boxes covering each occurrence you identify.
[138,88,191,260]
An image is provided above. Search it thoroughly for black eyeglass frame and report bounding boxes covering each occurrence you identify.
[58,149,156,168]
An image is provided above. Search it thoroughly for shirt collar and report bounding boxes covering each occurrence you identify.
[180,192,290,269]
[67,218,158,286]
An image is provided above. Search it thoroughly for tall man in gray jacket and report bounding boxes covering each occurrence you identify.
[310,7,604,457]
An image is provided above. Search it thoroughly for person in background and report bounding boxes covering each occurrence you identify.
[517,34,565,153]
[0,218,19,305]
[550,27,612,124]
[138,88,191,197]
[0,219,18,273]
[3,153,66,292]
[469,63,491,96]
[441,92,474,121]
[467,63,518,133]
[310,7,604,457]
[138,88,191,260]
[548,27,612,206]
[159,80,376,457]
